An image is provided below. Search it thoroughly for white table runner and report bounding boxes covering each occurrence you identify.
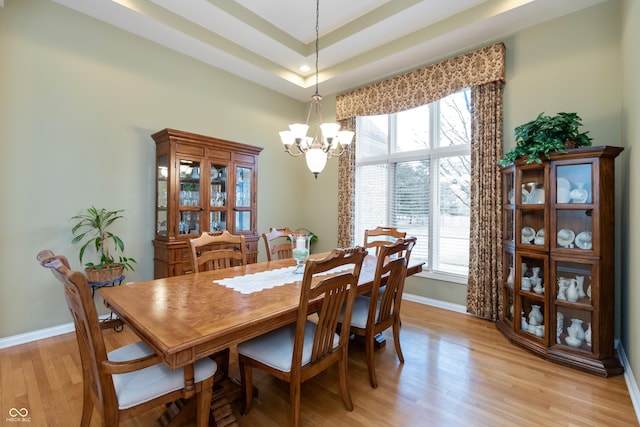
[213,265,351,294]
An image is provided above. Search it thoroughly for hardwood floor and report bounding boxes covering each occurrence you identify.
[1,301,637,426]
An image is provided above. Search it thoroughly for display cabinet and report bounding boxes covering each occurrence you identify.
[152,128,263,278]
[497,146,623,376]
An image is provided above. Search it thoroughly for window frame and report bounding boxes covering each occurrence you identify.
[355,92,471,284]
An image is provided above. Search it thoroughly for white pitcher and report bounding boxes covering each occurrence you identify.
[557,278,569,301]
[566,278,579,302]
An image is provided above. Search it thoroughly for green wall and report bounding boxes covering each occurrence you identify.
[0,0,310,336]
[621,0,640,399]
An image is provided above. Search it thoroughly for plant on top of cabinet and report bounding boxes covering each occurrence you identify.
[70,206,137,282]
[499,112,593,166]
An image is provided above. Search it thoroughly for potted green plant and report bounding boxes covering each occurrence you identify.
[499,112,593,166]
[70,206,137,282]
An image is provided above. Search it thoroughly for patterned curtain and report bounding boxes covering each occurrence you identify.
[335,43,505,319]
[337,117,356,248]
[465,82,504,320]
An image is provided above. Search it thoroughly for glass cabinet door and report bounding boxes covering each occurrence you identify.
[209,164,228,232]
[234,165,253,233]
[517,164,548,250]
[503,166,515,244]
[551,258,596,352]
[553,162,595,254]
[178,159,201,235]
[156,155,168,236]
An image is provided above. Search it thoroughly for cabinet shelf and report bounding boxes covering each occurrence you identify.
[498,146,623,377]
[554,299,594,310]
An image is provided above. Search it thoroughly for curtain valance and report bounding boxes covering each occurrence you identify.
[336,43,505,121]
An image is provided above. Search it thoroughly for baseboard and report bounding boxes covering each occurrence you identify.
[0,314,111,349]
[403,293,468,314]
[616,342,640,424]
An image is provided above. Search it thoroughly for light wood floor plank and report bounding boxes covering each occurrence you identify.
[0,301,636,426]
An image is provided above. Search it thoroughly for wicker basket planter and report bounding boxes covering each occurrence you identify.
[85,263,125,283]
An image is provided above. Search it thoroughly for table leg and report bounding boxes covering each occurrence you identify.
[183,364,195,399]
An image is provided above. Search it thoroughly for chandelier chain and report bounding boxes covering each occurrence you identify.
[315,0,319,95]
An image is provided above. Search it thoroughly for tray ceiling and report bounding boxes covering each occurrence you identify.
[52,0,606,101]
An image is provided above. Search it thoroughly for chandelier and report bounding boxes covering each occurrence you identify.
[278,0,354,179]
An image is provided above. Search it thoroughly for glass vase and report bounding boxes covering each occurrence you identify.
[290,234,311,274]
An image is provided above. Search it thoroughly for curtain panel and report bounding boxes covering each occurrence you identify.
[466,81,504,320]
[336,43,505,121]
[337,117,356,248]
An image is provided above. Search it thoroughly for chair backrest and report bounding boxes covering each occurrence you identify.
[37,250,117,415]
[189,230,247,273]
[368,237,416,327]
[364,226,407,256]
[262,227,295,261]
[292,247,367,375]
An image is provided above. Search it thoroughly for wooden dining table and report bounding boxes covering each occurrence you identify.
[99,252,422,425]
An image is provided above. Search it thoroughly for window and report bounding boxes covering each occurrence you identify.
[354,88,471,281]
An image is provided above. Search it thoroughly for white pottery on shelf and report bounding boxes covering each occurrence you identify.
[528,305,543,327]
[521,227,535,244]
[506,267,514,284]
[529,188,545,204]
[568,318,585,341]
[534,228,545,245]
[557,187,571,203]
[521,277,532,291]
[575,231,593,250]
[566,279,579,302]
[521,316,529,331]
[557,228,576,248]
[557,177,571,191]
[585,322,592,346]
[570,182,589,203]
[531,267,541,279]
[557,277,569,301]
[556,312,564,344]
[575,276,586,298]
[533,279,544,295]
[565,336,582,348]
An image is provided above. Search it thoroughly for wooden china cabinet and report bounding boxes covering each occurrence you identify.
[152,128,263,278]
[497,146,623,377]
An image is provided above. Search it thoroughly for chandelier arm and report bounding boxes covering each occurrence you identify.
[326,144,348,159]
[285,151,306,158]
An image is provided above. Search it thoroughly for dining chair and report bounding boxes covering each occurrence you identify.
[262,226,295,261]
[343,237,416,388]
[237,246,367,427]
[363,226,407,256]
[189,230,247,273]
[36,250,216,427]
